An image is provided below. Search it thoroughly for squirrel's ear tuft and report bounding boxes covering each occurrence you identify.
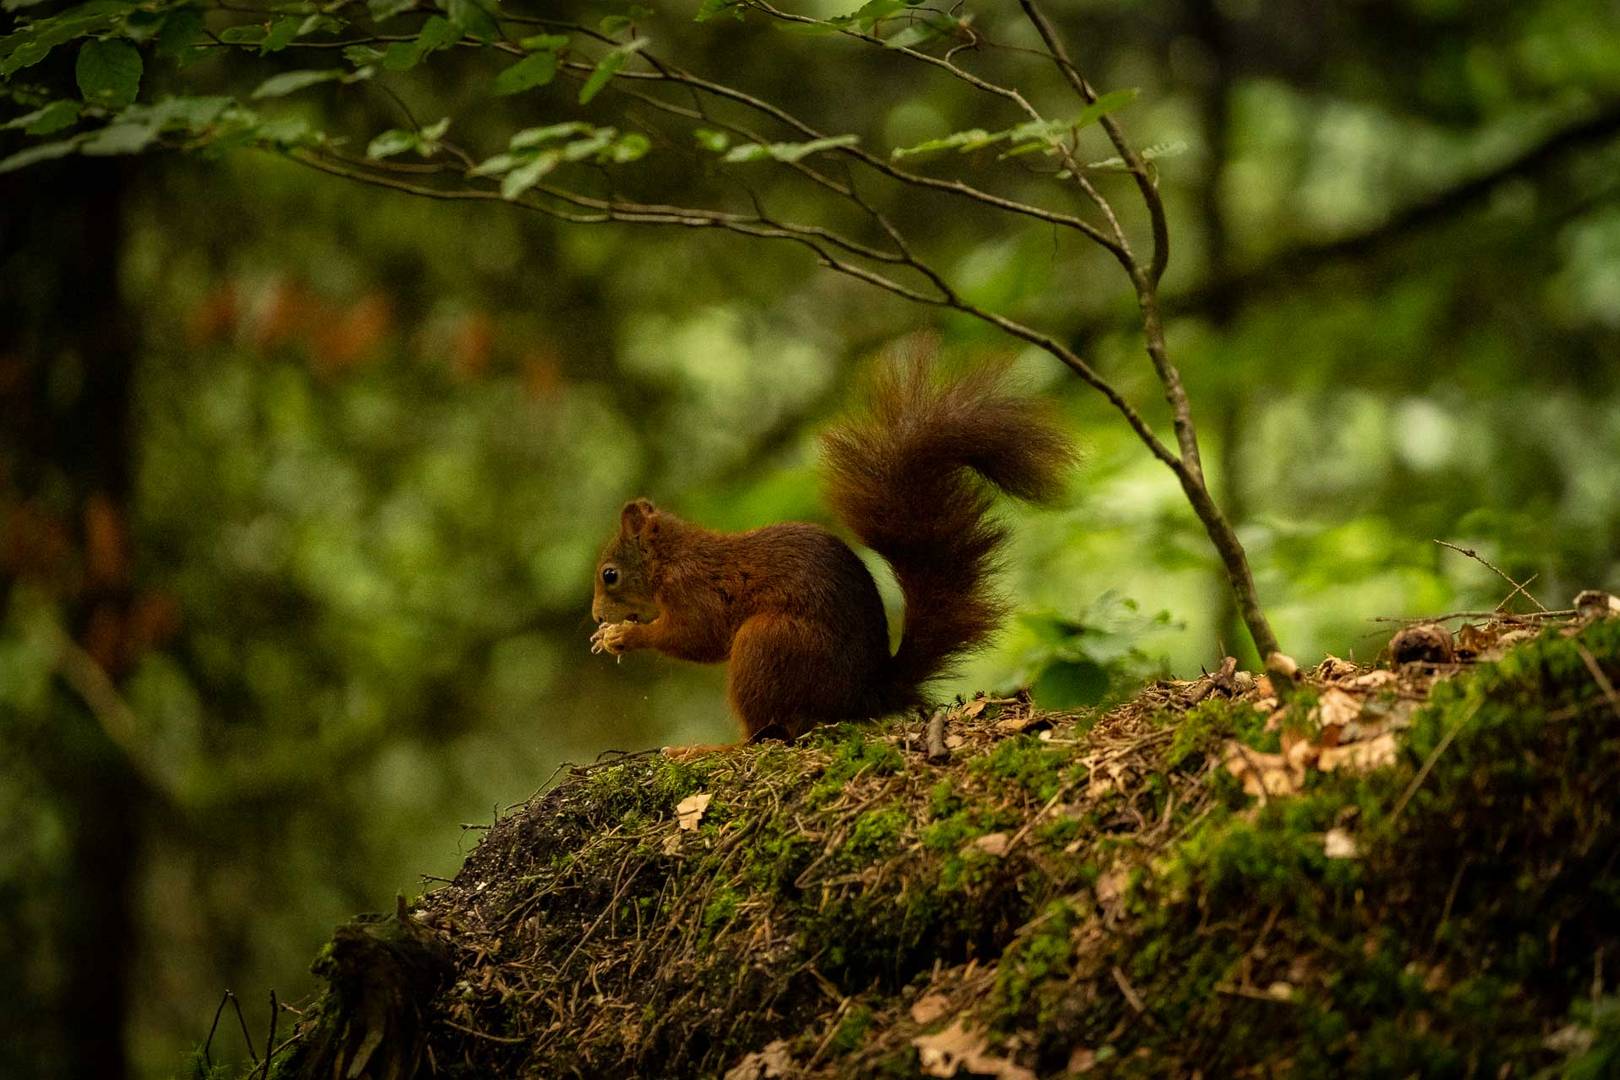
[620,498,657,535]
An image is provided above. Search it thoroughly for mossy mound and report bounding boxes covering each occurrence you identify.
[278,612,1620,1078]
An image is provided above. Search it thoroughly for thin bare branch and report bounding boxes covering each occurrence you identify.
[1017,0,1169,284]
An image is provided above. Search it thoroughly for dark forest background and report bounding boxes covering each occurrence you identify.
[2,0,1618,1074]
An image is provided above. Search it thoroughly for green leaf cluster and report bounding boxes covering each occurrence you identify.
[468,122,651,199]
[891,88,1138,161]
[714,133,860,164]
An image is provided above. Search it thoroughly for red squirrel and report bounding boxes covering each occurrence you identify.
[589,357,1075,746]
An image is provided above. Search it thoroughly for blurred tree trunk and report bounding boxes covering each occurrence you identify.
[1,158,143,1080]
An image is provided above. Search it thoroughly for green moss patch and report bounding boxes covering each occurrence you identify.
[274,613,1620,1078]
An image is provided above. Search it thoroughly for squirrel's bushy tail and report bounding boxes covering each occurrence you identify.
[821,355,1077,709]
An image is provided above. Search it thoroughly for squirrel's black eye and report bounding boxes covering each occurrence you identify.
[601,566,619,586]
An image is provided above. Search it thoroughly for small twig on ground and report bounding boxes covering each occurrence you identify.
[1111,965,1158,1027]
[1392,702,1482,821]
[1370,609,1576,624]
[1433,539,1549,612]
[1574,642,1620,720]
[1434,855,1470,945]
[925,708,950,764]
[260,990,277,1080]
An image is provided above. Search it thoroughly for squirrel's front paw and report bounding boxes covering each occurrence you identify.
[590,621,633,656]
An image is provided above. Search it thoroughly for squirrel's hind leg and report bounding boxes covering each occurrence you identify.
[726,613,868,740]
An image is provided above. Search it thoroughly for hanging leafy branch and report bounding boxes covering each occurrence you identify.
[0,0,1284,660]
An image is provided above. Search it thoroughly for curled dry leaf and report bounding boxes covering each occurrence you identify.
[910,993,951,1026]
[723,1038,793,1080]
[959,698,990,720]
[912,1018,1035,1080]
[971,832,1010,857]
[675,792,711,831]
[1574,590,1620,619]
[1317,731,1398,773]
[1323,827,1359,859]
[1316,655,1358,681]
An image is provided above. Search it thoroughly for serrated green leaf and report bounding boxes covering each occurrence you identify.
[843,0,907,29]
[694,0,743,22]
[1077,138,1188,174]
[562,127,615,161]
[366,0,416,21]
[693,128,728,152]
[444,0,498,41]
[367,128,418,158]
[883,18,947,49]
[608,130,649,162]
[890,127,992,160]
[260,15,301,53]
[0,135,84,173]
[518,32,568,51]
[3,99,81,135]
[722,133,858,164]
[577,36,648,104]
[500,148,559,199]
[252,68,346,98]
[75,39,142,109]
[218,25,267,45]
[491,50,556,95]
[469,151,517,176]
[1072,87,1138,130]
[510,121,591,148]
[155,8,204,62]
[256,115,316,145]
[122,10,167,44]
[80,119,156,154]
[135,95,231,131]
[417,14,463,48]
[381,14,459,70]
[598,6,649,34]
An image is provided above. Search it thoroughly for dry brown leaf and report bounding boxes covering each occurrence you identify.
[1323,827,1359,859]
[910,993,951,1026]
[1066,1047,1097,1074]
[972,832,1010,857]
[1094,866,1129,907]
[723,1039,793,1080]
[1317,655,1358,681]
[1349,669,1397,691]
[1266,981,1295,1001]
[1222,740,1304,797]
[912,1019,1035,1080]
[944,733,966,749]
[1315,687,1362,731]
[959,698,989,720]
[1318,732,1398,773]
[995,712,1050,735]
[676,792,712,831]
